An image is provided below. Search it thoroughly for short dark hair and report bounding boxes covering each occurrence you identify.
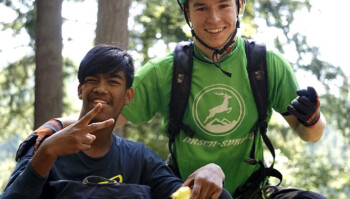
[78,45,134,88]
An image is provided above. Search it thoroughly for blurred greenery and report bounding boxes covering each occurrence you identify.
[1,0,349,197]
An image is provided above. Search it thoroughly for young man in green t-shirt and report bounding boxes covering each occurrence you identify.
[119,0,327,198]
[32,0,327,198]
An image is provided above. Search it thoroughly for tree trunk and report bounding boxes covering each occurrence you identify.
[34,0,63,129]
[96,0,130,137]
[95,0,130,50]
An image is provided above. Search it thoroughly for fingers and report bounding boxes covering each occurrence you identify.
[296,88,308,97]
[210,191,221,199]
[197,185,209,199]
[87,118,115,132]
[81,133,96,145]
[288,96,315,121]
[183,176,194,187]
[297,87,318,103]
[307,86,318,103]
[188,179,219,199]
[80,143,92,151]
[189,182,201,199]
[78,134,97,152]
[79,103,103,125]
[183,177,197,198]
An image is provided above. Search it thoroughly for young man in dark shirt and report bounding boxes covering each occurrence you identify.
[1,45,184,199]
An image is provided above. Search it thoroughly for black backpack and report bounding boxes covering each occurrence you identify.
[167,40,282,198]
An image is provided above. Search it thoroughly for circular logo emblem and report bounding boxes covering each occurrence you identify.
[192,84,245,136]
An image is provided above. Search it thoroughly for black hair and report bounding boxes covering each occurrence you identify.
[78,45,134,88]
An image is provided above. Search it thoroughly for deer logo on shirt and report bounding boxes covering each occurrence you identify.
[192,84,245,136]
[204,92,232,124]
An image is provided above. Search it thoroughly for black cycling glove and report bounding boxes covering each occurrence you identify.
[287,86,320,127]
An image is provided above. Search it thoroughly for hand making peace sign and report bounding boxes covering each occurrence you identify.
[31,103,115,177]
[41,103,115,158]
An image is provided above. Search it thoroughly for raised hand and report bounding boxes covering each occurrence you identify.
[41,103,115,158]
[31,103,115,177]
[287,86,320,127]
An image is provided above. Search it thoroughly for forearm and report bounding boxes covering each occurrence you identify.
[285,113,326,142]
[142,148,183,199]
[31,144,57,177]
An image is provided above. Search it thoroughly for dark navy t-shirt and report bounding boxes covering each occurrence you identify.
[2,134,183,199]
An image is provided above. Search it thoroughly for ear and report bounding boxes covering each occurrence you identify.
[238,0,245,15]
[124,88,134,105]
[78,84,83,100]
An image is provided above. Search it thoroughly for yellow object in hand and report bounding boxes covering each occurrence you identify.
[171,186,192,199]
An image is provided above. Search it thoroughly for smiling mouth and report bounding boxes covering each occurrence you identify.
[93,99,108,104]
[206,28,224,33]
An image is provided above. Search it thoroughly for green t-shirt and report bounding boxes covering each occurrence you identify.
[122,37,299,194]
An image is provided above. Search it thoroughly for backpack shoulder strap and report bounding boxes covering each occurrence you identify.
[168,41,194,141]
[167,41,194,178]
[244,39,277,165]
[244,39,268,127]
[233,40,282,198]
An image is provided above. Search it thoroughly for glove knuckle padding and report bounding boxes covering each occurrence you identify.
[307,86,318,102]
[289,86,320,127]
[296,89,308,97]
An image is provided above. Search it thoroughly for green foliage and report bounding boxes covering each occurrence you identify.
[62,58,80,115]
[0,56,35,140]
[125,113,169,160]
[268,116,350,198]
[130,0,189,64]
[0,56,79,139]
[251,1,350,139]
[0,0,36,46]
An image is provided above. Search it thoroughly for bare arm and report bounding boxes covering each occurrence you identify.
[284,113,326,142]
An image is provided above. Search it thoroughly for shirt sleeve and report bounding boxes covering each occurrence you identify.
[122,60,164,124]
[140,145,183,199]
[2,147,48,199]
[266,50,299,114]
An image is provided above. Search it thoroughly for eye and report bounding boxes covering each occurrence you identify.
[109,79,120,85]
[84,77,97,83]
[219,4,229,9]
[196,7,206,11]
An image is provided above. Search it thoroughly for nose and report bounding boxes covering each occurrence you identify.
[207,8,220,23]
[93,81,108,94]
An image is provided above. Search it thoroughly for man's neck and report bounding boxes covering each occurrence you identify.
[194,36,237,62]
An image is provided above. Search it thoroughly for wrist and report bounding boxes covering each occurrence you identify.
[37,141,59,160]
[31,143,57,177]
[302,110,320,128]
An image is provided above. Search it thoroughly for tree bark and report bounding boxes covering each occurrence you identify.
[34,0,63,129]
[96,0,130,137]
[95,0,130,50]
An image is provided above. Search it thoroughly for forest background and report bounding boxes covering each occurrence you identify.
[0,0,349,198]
